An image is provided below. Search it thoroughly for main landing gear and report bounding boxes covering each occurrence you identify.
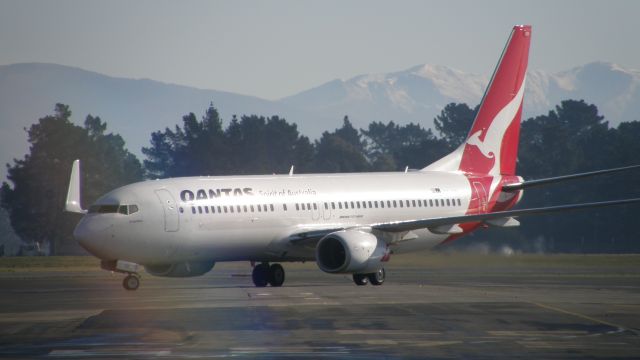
[352,268,386,286]
[252,262,285,287]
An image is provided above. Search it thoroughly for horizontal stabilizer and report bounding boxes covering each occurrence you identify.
[503,164,640,192]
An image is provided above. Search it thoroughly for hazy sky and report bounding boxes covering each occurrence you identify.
[1,0,639,100]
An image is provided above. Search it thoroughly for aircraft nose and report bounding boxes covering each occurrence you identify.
[73,216,112,259]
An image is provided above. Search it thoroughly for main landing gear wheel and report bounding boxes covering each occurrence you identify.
[353,273,369,286]
[252,263,286,287]
[252,263,269,287]
[268,264,285,287]
[123,274,140,291]
[368,268,386,286]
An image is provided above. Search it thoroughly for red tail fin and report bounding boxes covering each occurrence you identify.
[425,25,531,176]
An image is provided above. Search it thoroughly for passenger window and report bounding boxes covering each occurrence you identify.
[250,205,255,212]
[368,201,373,208]
[380,201,384,208]
[191,206,196,214]
[350,201,355,209]
[179,207,184,214]
[393,200,397,208]
[118,205,128,215]
[446,199,450,206]
[331,202,336,210]
[457,199,462,206]
[283,204,288,211]
[223,206,228,213]
[243,205,248,212]
[417,200,422,207]
[399,201,403,208]
[237,205,242,212]
[198,206,203,214]
[374,201,379,208]
[217,206,222,213]
[356,201,361,209]
[429,199,433,207]
[301,203,305,210]
[307,203,311,210]
[270,204,275,211]
[229,206,234,213]
[412,200,416,207]
[204,206,209,214]
[324,203,328,210]
[338,202,343,209]
[313,203,317,210]
[344,202,349,209]
[295,203,299,211]
[387,200,391,208]
[362,202,367,209]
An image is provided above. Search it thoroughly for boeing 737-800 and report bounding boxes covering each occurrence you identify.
[65,25,640,290]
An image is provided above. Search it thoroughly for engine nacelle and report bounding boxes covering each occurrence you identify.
[316,230,388,274]
[145,260,215,277]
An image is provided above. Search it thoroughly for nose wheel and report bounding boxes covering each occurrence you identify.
[122,274,140,290]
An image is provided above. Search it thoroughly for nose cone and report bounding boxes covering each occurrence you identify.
[74,216,113,259]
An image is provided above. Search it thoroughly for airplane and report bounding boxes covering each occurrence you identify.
[65,25,640,290]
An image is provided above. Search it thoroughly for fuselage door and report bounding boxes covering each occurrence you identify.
[154,189,179,232]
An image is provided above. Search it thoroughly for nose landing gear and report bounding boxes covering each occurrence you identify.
[101,260,142,291]
[123,274,140,290]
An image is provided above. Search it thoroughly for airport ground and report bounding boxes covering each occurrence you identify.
[0,253,639,359]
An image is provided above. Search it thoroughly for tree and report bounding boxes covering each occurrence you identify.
[143,103,313,177]
[516,100,640,252]
[313,117,370,173]
[1,104,143,254]
[434,103,478,149]
[362,121,448,171]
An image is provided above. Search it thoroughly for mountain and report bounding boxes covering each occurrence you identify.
[283,61,640,130]
[1,62,640,183]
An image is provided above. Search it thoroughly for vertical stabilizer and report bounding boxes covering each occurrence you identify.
[424,25,531,176]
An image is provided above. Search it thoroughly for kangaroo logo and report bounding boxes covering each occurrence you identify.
[466,129,495,160]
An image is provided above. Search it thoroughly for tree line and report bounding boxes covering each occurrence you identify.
[2,100,640,254]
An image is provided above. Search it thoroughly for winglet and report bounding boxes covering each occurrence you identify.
[65,159,86,213]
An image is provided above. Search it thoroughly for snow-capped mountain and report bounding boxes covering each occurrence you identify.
[283,61,640,132]
[1,61,639,182]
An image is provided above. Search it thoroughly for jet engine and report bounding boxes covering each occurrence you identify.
[145,260,215,277]
[316,230,388,274]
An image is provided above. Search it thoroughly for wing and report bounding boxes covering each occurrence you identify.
[372,198,640,233]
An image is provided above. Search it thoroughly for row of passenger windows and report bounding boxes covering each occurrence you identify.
[183,198,462,215]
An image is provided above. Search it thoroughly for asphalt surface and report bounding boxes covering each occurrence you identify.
[1,258,639,359]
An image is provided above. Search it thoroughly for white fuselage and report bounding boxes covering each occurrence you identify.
[74,170,497,266]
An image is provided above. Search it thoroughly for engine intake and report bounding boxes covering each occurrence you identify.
[316,230,388,274]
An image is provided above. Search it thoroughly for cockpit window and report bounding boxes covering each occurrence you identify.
[89,204,139,215]
[88,204,119,214]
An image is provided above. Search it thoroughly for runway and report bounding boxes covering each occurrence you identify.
[1,255,639,359]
